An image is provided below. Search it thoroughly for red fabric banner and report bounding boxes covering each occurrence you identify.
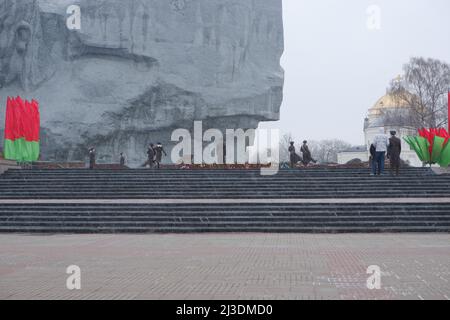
[3,96,40,142]
[31,99,40,142]
[4,97,13,140]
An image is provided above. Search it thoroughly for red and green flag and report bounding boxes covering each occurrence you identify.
[404,128,450,167]
[4,96,40,162]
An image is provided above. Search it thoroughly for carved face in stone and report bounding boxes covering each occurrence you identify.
[0,0,284,165]
[0,1,28,88]
[0,0,56,91]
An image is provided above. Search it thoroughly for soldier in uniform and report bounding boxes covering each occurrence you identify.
[119,153,126,167]
[146,144,155,168]
[154,143,167,169]
[387,131,402,176]
[88,147,96,169]
[288,142,301,168]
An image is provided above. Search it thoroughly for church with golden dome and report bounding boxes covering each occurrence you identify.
[337,90,422,167]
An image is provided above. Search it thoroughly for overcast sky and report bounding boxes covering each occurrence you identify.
[259,0,450,146]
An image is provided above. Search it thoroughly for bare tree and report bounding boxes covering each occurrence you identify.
[279,132,294,162]
[380,108,416,128]
[388,57,450,128]
[308,140,352,164]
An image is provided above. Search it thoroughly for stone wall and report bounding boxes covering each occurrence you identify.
[0,0,284,166]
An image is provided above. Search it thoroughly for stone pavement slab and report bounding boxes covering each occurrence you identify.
[0,233,449,300]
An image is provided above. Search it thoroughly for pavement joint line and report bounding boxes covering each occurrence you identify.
[1,198,450,204]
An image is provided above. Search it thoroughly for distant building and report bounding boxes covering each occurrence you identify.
[338,92,422,166]
[337,145,368,164]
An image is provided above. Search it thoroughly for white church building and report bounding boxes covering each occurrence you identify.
[337,92,422,167]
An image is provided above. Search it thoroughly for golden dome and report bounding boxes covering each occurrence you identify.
[368,93,410,117]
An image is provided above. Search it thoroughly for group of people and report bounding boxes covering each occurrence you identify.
[286,131,402,175]
[88,133,401,173]
[288,140,317,168]
[87,143,167,169]
[370,129,402,176]
[143,143,167,169]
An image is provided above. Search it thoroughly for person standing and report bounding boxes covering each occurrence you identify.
[119,152,126,167]
[372,128,389,175]
[288,142,300,168]
[300,141,317,166]
[88,147,96,170]
[147,144,155,168]
[387,131,402,176]
[154,143,167,169]
[369,143,376,176]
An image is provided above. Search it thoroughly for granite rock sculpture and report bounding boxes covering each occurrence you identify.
[0,0,284,165]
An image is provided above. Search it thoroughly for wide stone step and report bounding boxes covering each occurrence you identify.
[1,192,448,199]
[0,172,440,178]
[0,178,447,183]
[3,177,434,182]
[0,203,449,213]
[1,216,448,223]
[0,174,435,181]
[1,220,449,227]
[1,186,447,192]
[0,173,435,180]
[5,167,434,171]
[0,182,449,192]
[0,226,447,234]
[1,210,449,216]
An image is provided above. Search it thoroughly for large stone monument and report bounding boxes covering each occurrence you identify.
[0,0,284,165]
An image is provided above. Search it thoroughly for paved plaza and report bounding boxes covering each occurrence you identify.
[0,233,449,300]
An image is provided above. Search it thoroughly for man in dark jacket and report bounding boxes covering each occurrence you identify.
[288,142,301,168]
[146,144,155,168]
[387,131,402,175]
[154,143,167,169]
[369,144,376,175]
[119,153,126,167]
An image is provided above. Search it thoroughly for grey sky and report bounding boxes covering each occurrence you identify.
[260,0,450,145]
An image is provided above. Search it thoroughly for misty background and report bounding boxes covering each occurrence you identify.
[259,0,450,146]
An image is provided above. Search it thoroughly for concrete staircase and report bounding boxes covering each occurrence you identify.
[0,159,21,175]
[0,168,449,233]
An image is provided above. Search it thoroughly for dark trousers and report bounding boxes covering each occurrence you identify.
[370,156,376,174]
[373,152,385,175]
[390,156,400,175]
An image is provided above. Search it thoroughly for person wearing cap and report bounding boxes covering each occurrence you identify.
[387,130,402,176]
[154,143,167,169]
